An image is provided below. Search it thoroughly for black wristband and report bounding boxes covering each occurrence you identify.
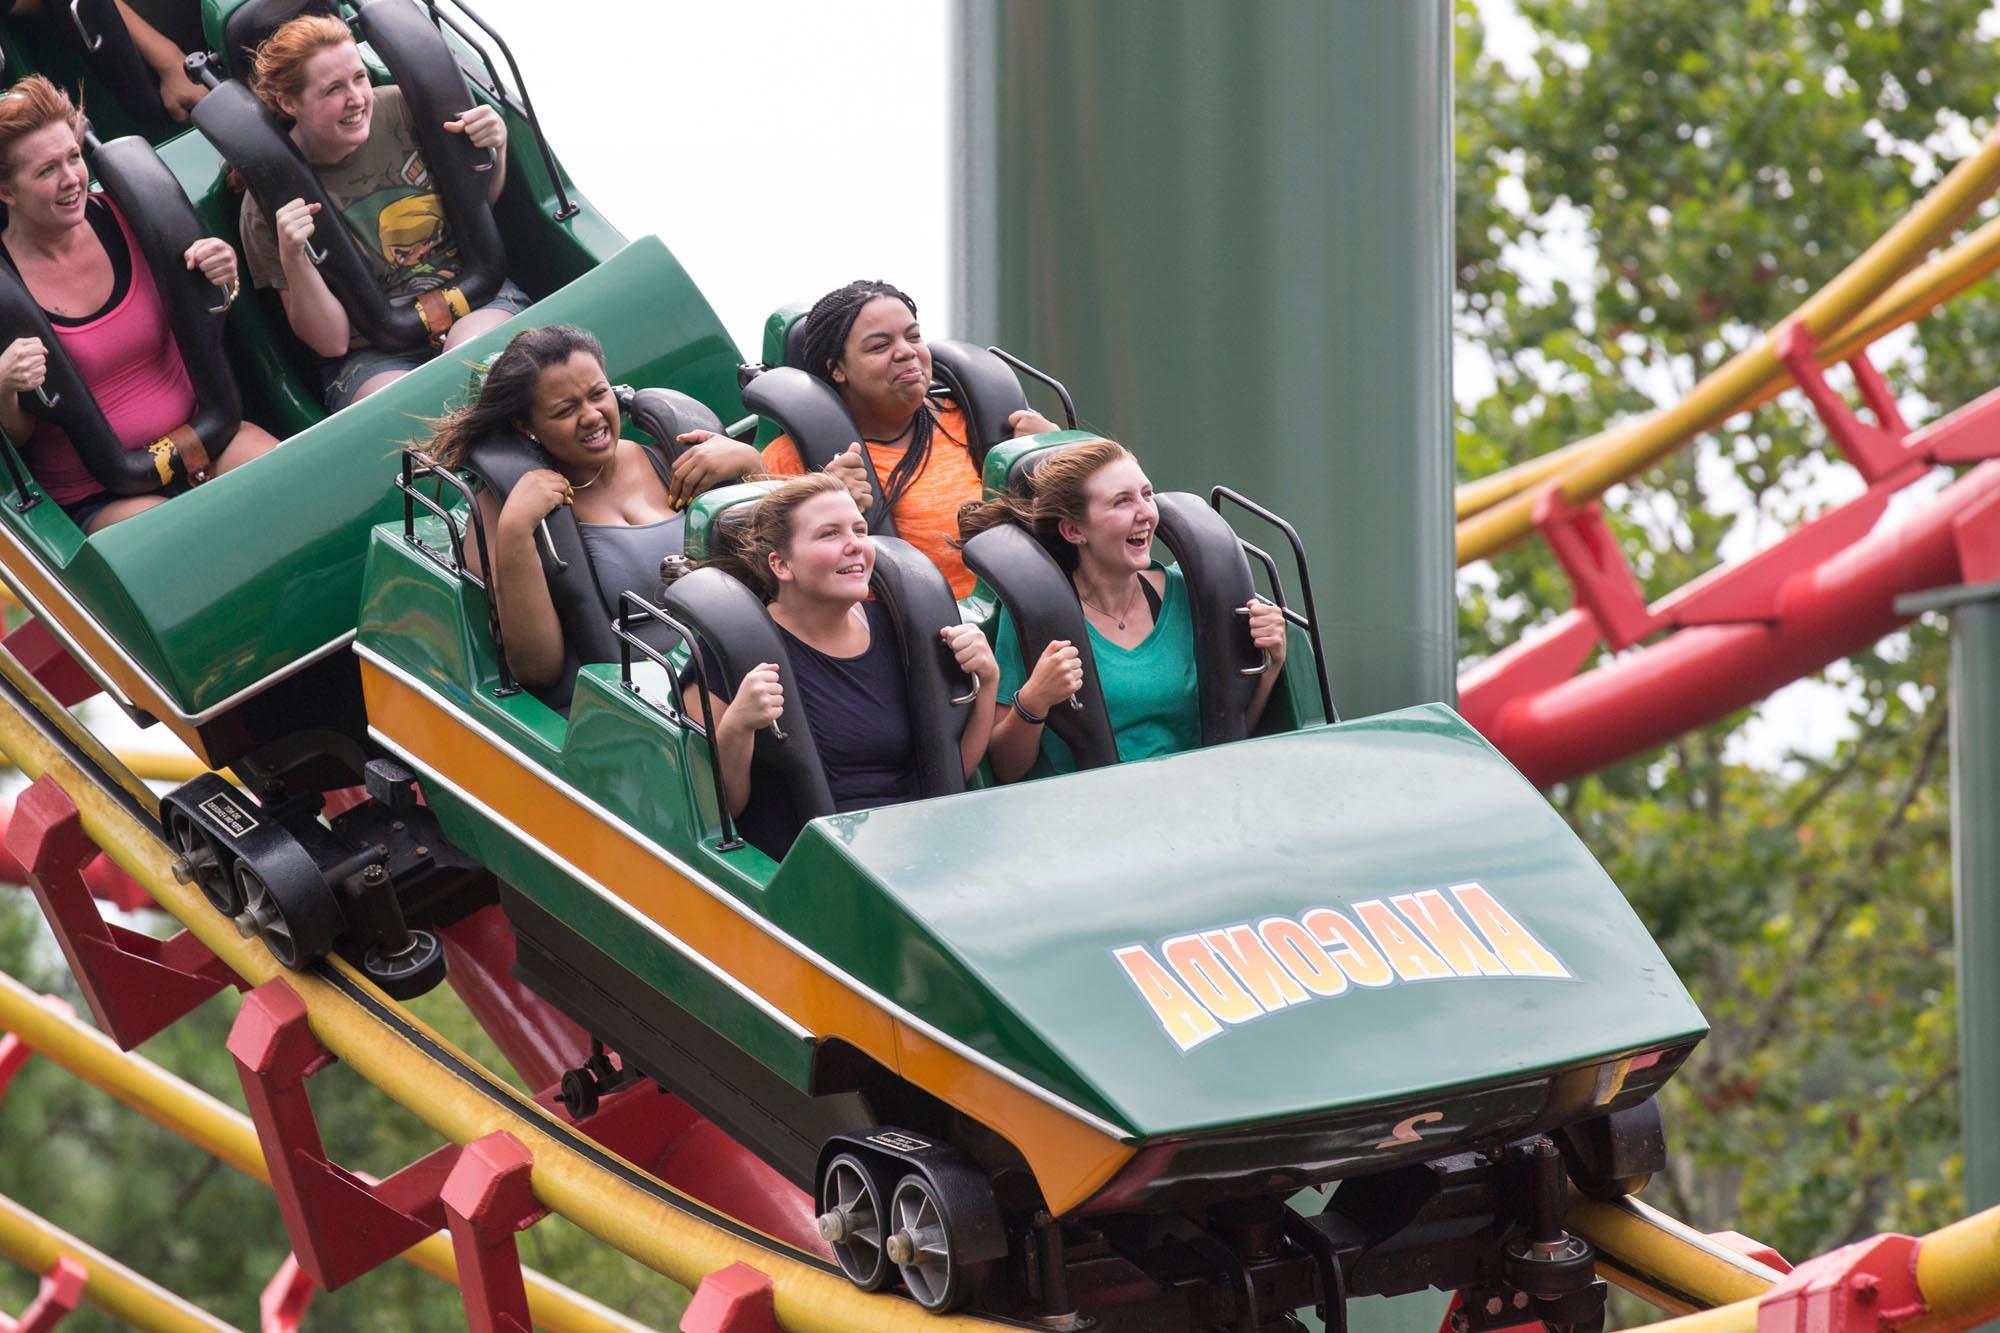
[1011,696,1047,726]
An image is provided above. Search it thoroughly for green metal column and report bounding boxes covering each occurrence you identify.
[1951,592,2000,1217]
[1902,581,2000,1233]
[953,0,1457,718]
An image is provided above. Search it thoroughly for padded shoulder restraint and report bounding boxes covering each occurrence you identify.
[662,566,837,824]
[961,523,1118,770]
[617,385,722,467]
[60,0,169,122]
[193,0,506,351]
[1153,492,1262,746]
[0,150,243,497]
[463,428,615,708]
[868,536,973,799]
[928,340,1027,470]
[739,366,897,537]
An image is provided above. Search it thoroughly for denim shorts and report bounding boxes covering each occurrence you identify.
[320,278,535,411]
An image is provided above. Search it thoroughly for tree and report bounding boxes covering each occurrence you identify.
[1454,0,1995,1284]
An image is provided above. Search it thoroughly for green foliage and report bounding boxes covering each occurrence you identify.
[1455,0,1988,1301]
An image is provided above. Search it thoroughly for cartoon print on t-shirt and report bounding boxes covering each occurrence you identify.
[339,146,463,301]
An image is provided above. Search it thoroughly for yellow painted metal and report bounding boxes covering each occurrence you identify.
[1616,1205,2000,1333]
[1455,131,2000,562]
[1454,211,2000,524]
[0,1191,237,1332]
[0,973,657,1333]
[1569,1193,1780,1315]
[0,648,1021,1331]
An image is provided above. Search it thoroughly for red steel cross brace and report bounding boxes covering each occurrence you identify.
[4,776,237,1049]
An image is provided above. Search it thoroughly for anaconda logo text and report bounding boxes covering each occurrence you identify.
[1113,881,1570,1051]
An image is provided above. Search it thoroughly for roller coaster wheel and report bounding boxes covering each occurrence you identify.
[559,1065,601,1120]
[362,928,446,1001]
[886,1172,984,1313]
[167,808,236,914]
[232,859,337,969]
[817,1153,890,1291]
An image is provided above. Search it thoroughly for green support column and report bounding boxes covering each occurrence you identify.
[953,0,1457,719]
[956,5,1455,1329]
[1902,581,2000,1232]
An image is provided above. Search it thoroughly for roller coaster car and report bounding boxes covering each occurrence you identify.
[353,406,1709,1325]
[0,3,744,993]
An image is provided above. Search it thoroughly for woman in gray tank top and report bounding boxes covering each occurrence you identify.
[427,324,698,692]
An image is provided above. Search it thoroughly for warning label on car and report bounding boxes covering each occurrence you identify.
[199,792,260,839]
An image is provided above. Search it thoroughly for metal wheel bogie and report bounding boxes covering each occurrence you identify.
[166,806,236,913]
[232,856,340,969]
[818,1152,892,1291]
[886,1172,971,1310]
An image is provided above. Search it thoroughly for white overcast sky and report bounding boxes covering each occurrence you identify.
[463,0,953,359]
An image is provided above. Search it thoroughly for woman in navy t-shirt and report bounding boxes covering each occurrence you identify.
[680,473,1000,859]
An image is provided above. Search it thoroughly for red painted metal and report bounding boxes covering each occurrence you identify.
[1533,491,1658,651]
[1755,1233,1923,1333]
[441,904,830,1258]
[441,1133,545,1333]
[1710,1230,1793,1275]
[0,1031,28,1103]
[1466,329,2000,786]
[680,1262,782,1333]
[257,1256,313,1333]
[440,905,590,1092]
[0,794,163,913]
[1775,324,1920,485]
[0,1256,85,1333]
[227,979,457,1290]
[4,776,237,1048]
[1467,460,2000,784]
[2,620,100,711]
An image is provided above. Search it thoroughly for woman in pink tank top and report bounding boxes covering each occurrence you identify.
[0,77,277,533]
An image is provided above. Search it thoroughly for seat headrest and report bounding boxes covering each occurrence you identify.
[662,567,836,826]
[619,386,722,461]
[961,523,1119,770]
[682,480,780,562]
[739,368,896,537]
[927,340,1028,468]
[867,536,972,799]
[783,311,811,371]
[222,0,342,81]
[1153,492,1263,746]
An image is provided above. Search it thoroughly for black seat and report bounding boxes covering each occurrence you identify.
[1153,492,1264,745]
[57,0,169,122]
[192,0,507,352]
[927,339,1028,469]
[738,367,895,536]
[0,136,244,503]
[662,531,977,853]
[961,523,1119,771]
[461,385,719,709]
[219,0,343,79]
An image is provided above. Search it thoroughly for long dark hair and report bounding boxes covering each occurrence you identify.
[424,324,606,467]
[798,279,960,511]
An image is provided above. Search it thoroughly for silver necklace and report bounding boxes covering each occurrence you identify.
[1078,574,1142,631]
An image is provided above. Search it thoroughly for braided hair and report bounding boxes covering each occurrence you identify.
[798,279,960,513]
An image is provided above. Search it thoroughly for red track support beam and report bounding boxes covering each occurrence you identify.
[1776,324,1921,485]
[1533,489,1660,651]
[257,1256,314,1333]
[0,1256,86,1333]
[680,1263,782,1333]
[6,776,236,1048]
[1755,1233,1923,1333]
[1,620,99,711]
[228,979,457,1290]
[441,1134,546,1333]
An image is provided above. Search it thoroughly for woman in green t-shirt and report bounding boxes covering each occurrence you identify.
[968,439,1289,782]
